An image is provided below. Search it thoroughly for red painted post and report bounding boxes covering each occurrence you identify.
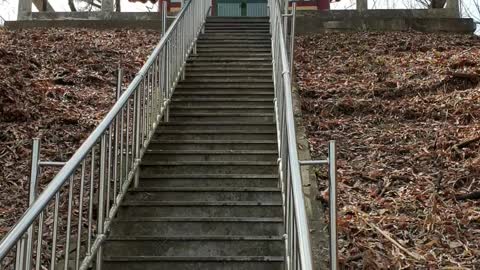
[211,0,216,16]
[317,0,330,10]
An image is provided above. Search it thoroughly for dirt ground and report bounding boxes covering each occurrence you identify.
[0,28,159,238]
[295,32,480,269]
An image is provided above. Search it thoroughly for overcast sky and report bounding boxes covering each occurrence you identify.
[1,0,479,25]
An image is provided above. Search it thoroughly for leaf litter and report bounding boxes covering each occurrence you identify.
[295,32,480,269]
[0,28,159,240]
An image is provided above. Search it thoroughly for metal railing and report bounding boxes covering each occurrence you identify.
[0,0,211,269]
[270,0,338,269]
[269,0,314,269]
[0,16,5,26]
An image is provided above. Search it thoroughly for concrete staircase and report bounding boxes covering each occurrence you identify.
[103,17,285,270]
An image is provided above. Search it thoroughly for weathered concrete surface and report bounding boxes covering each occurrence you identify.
[292,84,329,270]
[296,10,476,33]
[5,20,165,30]
[5,12,179,30]
[5,15,174,30]
[300,9,460,19]
[30,12,164,20]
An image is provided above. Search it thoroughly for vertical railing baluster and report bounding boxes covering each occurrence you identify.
[50,192,59,270]
[34,212,44,270]
[96,136,106,270]
[15,238,24,270]
[64,175,74,270]
[125,100,130,180]
[75,160,86,270]
[25,138,41,270]
[106,126,113,215]
[134,88,141,187]
[131,86,137,175]
[87,147,95,255]
[119,108,125,190]
[289,1,296,74]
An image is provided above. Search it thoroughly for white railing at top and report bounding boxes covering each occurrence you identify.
[0,0,211,269]
[268,0,314,269]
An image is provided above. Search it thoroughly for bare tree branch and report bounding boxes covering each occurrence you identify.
[68,0,77,11]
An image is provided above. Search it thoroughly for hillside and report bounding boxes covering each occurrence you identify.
[295,32,480,268]
[0,28,158,237]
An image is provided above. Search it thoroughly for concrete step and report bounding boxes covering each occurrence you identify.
[186,73,272,78]
[103,236,283,257]
[196,48,271,53]
[144,148,276,159]
[189,56,271,61]
[157,122,276,131]
[147,140,277,151]
[176,83,273,89]
[171,99,273,107]
[205,24,269,28]
[187,61,272,67]
[203,30,270,34]
[205,27,269,30]
[203,32,270,36]
[170,105,274,114]
[179,77,273,83]
[193,52,271,57]
[196,41,270,46]
[151,130,276,141]
[198,36,270,41]
[186,67,272,73]
[205,26,269,29]
[205,30,270,34]
[187,62,272,67]
[173,92,273,99]
[174,88,273,93]
[139,161,277,175]
[126,187,281,201]
[169,112,274,122]
[138,174,278,188]
[111,217,283,236]
[196,43,271,48]
[103,257,283,270]
[116,201,282,218]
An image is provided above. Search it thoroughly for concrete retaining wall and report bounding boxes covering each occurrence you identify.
[296,10,476,34]
[5,12,175,30]
[5,9,476,33]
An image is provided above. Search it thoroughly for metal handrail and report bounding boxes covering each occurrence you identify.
[0,0,211,269]
[268,0,314,269]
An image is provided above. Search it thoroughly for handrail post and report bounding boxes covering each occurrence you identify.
[23,139,41,270]
[162,1,167,36]
[283,0,288,40]
[289,1,296,74]
[328,140,338,270]
[116,67,123,100]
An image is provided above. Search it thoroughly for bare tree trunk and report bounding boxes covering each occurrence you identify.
[68,0,77,11]
[430,0,447,8]
[115,0,121,12]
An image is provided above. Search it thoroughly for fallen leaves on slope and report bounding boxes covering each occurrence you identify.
[0,28,159,238]
[295,31,480,269]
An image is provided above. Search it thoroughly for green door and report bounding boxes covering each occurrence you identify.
[216,0,268,17]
